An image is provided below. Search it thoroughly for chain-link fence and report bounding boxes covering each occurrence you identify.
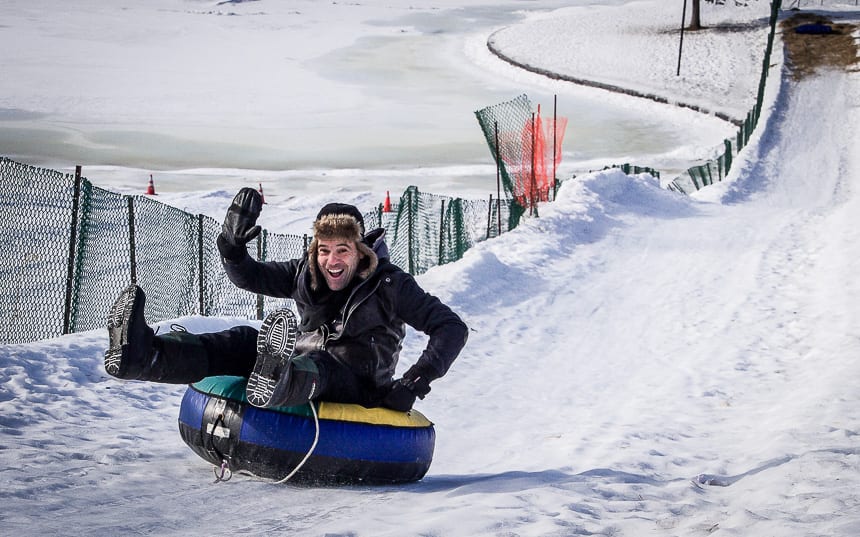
[1,1,790,344]
[0,159,519,344]
[0,160,77,342]
[668,0,782,193]
[372,186,521,276]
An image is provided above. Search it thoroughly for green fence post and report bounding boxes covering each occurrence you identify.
[438,199,446,266]
[408,188,415,275]
[256,230,266,320]
[486,195,493,239]
[451,198,466,263]
[688,167,700,190]
[724,139,733,176]
[127,196,138,284]
[63,166,82,335]
[197,214,205,315]
[68,177,93,334]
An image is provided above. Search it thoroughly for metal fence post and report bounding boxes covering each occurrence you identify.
[438,199,446,266]
[407,188,415,275]
[197,214,205,315]
[127,196,138,284]
[486,195,493,239]
[256,230,266,320]
[724,139,733,176]
[62,165,83,334]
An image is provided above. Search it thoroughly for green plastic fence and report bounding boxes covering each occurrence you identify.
[0,161,75,342]
[1,1,785,344]
[668,0,782,194]
[0,158,520,344]
[474,94,532,204]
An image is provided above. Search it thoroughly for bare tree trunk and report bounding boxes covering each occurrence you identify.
[688,0,703,30]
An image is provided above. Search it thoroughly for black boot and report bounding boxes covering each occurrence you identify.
[246,309,319,408]
[105,284,156,380]
[105,284,210,383]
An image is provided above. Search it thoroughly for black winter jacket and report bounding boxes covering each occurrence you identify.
[220,233,468,394]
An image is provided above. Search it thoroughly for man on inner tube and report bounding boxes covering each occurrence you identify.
[104,187,468,412]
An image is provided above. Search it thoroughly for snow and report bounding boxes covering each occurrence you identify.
[0,0,745,198]
[2,1,859,536]
[487,1,773,122]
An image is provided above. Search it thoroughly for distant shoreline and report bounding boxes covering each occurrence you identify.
[486,30,743,127]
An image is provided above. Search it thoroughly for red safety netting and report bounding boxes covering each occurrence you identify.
[506,105,568,211]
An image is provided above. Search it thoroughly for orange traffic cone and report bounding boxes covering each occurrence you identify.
[382,191,391,213]
[146,174,157,195]
[258,183,267,204]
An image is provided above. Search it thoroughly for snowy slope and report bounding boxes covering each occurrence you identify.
[3,66,859,535]
[2,1,860,536]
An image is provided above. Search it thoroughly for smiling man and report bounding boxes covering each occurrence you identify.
[104,188,468,412]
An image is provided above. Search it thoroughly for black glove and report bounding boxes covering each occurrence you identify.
[218,187,263,260]
[382,365,433,412]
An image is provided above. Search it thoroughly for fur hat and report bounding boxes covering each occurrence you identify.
[307,203,378,290]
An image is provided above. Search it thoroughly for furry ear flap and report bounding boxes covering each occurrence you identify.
[356,241,378,279]
[307,237,322,291]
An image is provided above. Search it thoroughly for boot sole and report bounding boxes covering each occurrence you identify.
[104,284,141,377]
[246,309,298,408]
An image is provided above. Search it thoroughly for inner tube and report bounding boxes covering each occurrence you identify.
[177,376,436,485]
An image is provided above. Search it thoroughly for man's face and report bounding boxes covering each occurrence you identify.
[316,237,363,291]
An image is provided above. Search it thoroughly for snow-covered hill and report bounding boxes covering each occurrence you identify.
[2,1,858,536]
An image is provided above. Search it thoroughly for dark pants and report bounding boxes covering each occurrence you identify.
[193,326,381,407]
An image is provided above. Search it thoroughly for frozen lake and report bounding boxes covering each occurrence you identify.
[0,0,733,196]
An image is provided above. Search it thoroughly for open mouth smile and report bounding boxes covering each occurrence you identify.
[327,268,344,277]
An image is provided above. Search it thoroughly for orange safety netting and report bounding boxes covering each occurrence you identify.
[506,105,568,211]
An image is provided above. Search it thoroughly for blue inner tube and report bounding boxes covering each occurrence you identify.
[178,376,436,485]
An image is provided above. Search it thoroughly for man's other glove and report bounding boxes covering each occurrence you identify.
[218,187,263,260]
[382,365,433,412]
